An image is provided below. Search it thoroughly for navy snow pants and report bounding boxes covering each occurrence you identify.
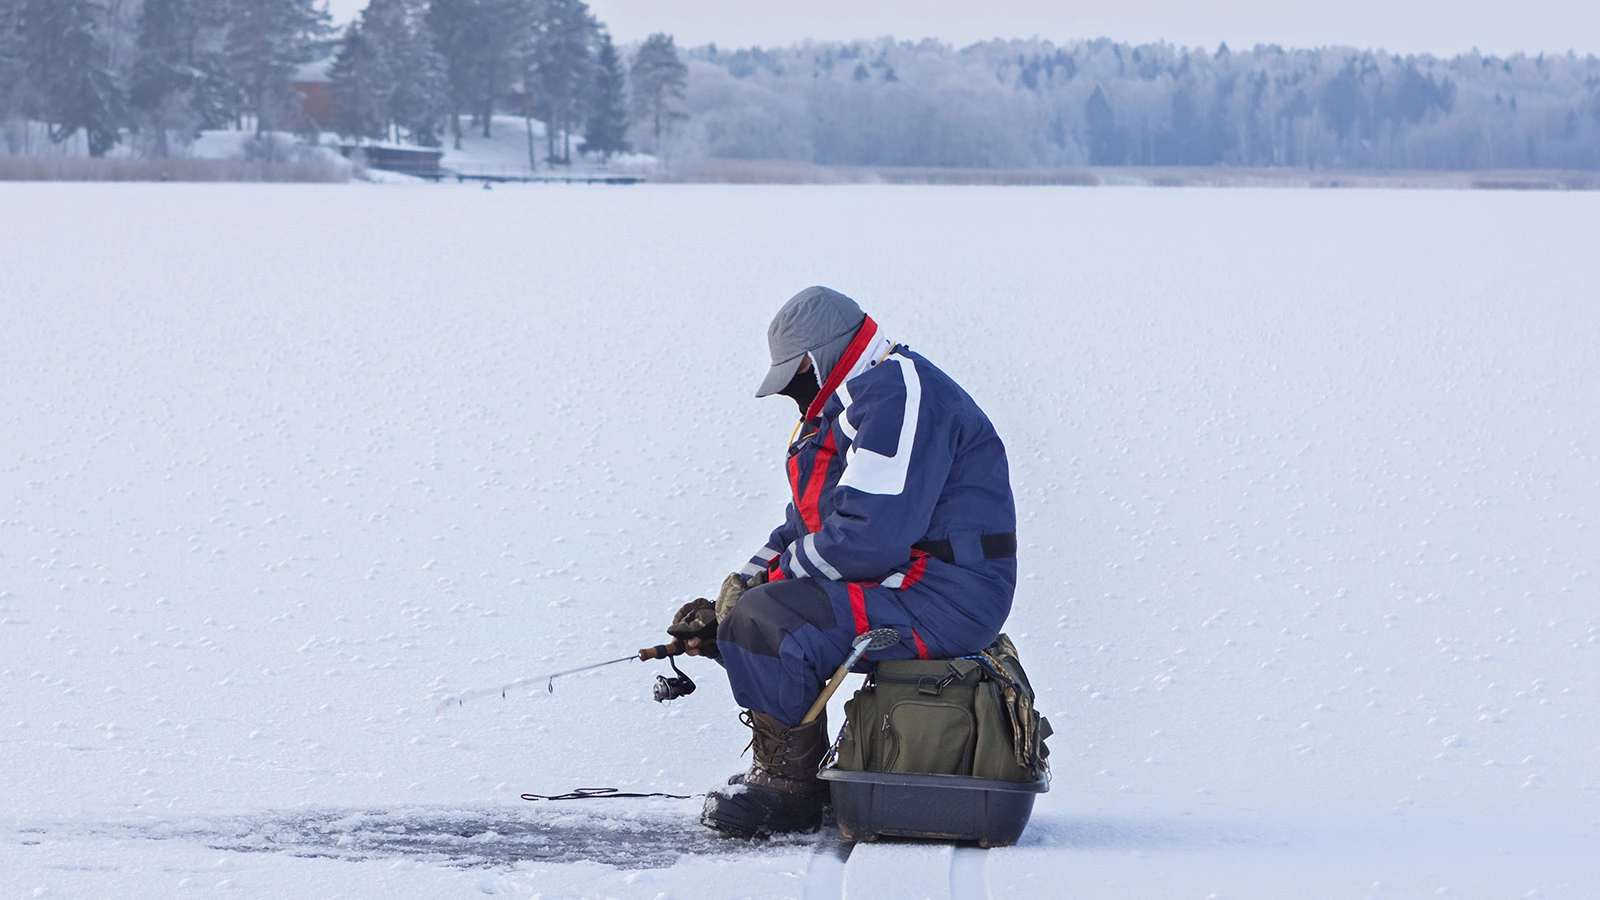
[718,575,1005,726]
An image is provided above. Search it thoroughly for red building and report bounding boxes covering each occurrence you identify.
[293,58,337,130]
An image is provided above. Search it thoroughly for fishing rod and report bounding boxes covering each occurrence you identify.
[434,639,692,714]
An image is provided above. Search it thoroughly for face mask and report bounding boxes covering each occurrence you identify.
[777,363,821,415]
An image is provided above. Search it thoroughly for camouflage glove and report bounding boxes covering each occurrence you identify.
[667,598,719,659]
[715,570,767,623]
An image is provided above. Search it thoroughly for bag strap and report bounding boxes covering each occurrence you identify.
[972,644,1050,772]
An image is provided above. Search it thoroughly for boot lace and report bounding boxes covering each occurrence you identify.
[739,710,794,778]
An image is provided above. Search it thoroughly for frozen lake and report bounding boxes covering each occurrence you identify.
[2,181,1596,898]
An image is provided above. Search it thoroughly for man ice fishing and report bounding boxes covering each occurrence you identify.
[667,286,1018,838]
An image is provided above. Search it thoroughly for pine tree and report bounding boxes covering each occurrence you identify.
[580,29,627,160]
[179,0,242,132]
[526,0,595,164]
[1085,85,1122,165]
[327,20,388,139]
[130,0,236,137]
[1,0,25,129]
[385,3,447,145]
[425,0,475,148]
[130,0,208,156]
[330,0,448,145]
[470,0,526,139]
[20,0,125,156]
[429,0,525,146]
[628,32,684,155]
[225,0,329,136]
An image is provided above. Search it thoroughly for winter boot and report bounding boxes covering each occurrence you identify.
[701,710,828,837]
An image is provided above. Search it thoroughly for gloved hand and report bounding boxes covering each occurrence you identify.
[715,570,767,623]
[667,598,719,659]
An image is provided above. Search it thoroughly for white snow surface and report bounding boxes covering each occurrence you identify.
[1,182,1596,899]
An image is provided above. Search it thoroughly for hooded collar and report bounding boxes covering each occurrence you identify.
[803,315,893,420]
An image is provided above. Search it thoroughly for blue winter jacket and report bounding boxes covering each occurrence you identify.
[742,323,1017,654]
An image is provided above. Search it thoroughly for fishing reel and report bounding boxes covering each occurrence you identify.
[652,656,696,703]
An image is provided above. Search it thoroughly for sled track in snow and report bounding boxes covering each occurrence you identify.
[948,846,990,898]
[804,840,992,900]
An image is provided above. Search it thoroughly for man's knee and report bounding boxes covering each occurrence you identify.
[722,578,836,658]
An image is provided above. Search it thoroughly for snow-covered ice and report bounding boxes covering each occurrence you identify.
[1,181,1596,898]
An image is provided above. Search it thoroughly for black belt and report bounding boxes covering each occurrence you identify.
[912,533,1017,566]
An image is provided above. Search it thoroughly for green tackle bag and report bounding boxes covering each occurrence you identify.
[830,633,1052,783]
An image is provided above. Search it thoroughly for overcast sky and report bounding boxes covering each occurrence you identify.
[325,0,1600,58]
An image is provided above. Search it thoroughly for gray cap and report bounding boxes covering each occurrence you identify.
[756,286,867,398]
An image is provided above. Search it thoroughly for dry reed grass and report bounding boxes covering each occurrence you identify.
[655,159,868,184]
[0,155,350,183]
[656,159,1600,190]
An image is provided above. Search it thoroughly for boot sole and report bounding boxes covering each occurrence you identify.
[701,809,821,839]
[701,793,822,838]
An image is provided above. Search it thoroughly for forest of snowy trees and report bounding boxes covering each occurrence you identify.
[2,0,334,157]
[3,0,1597,171]
[676,39,1600,170]
[0,0,682,164]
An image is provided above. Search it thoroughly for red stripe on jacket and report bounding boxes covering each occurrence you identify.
[912,630,930,660]
[798,430,836,533]
[899,550,931,590]
[787,450,802,513]
[847,583,868,636]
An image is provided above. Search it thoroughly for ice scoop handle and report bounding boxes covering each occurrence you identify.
[801,627,901,725]
[801,662,853,725]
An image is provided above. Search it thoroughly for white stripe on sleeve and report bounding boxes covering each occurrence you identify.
[800,533,843,580]
[784,541,814,578]
[837,384,859,440]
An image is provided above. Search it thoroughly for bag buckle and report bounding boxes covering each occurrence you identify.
[917,662,969,696]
